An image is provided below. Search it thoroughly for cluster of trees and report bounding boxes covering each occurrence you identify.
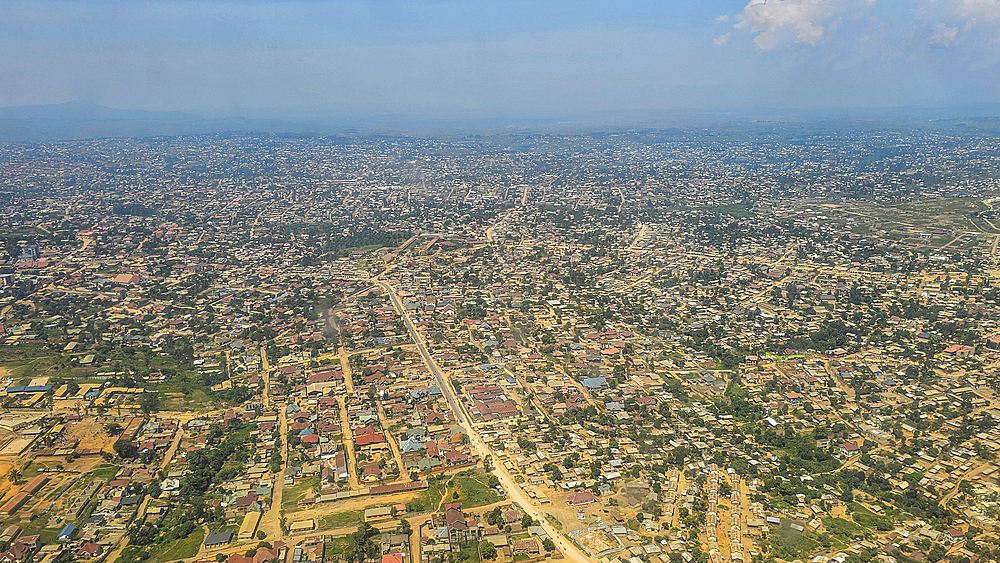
[216,386,254,406]
[180,419,254,497]
[317,229,412,260]
[344,523,381,563]
[783,319,854,354]
[121,497,225,563]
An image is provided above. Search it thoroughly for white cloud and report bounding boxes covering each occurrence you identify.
[714,32,732,46]
[956,0,1000,21]
[734,0,829,49]
[716,14,731,22]
[930,22,960,44]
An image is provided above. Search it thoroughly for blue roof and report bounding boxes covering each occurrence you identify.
[400,438,424,453]
[58,524,76,539]
[6,385,53,394]
[582,377,607,389]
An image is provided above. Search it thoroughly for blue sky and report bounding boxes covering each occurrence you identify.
[1,0,999,117]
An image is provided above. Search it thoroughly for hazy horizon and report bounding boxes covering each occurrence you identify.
[3,0,1000,121]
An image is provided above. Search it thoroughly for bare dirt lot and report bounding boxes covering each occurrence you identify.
[62,417,117,452]
[573,528,619,555]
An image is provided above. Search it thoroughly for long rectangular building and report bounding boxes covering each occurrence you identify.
[122,417,146,442]
[0,492,29,515]
[22,475,48,495]
[238,511,261,540]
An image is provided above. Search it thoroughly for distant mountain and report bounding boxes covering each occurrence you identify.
[0,99,187,120]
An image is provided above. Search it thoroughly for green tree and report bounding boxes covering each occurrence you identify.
[114,439,138,459]
[480,542,497,561]
[927,544,946,563]
[487,507,503,527]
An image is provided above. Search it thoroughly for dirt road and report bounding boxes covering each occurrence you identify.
[376,279,594,563]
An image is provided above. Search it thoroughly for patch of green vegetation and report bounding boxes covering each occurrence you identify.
[823,517,865,542]
[116,544,148,563]
[0,353,63,381]
[851,510,893,531]
[90,464,120,480]
[166,388,213,411]
[767,524,821,561]
[324,537,354,561]
[281,477,318,510]
[545,513,562,531]
[149,526,206,563]
[407,477,446,512]
[451,545,482,563]
[450,472,501,508]
[319,510,363,529]
[695,203,751,218]
[8,519,59,545]
[0,342,54,362]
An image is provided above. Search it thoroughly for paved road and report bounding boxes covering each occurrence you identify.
[375,280,593,563]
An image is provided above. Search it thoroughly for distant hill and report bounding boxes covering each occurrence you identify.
[0,99,187,120]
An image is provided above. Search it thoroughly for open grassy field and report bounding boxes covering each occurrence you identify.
[319,510,363,529]
[823,516,865,546]
[282,477,318,511]
[784,197,1000,258]
[449,472,501,508]
[0,344,67,381]
[150,527,206,563]
[406,479,446,512]
[323,537,354,561]
[90,464,120,480]
[405,471,500,512]
[163,389,213,411]
[7,517,60,545]
[767,521,821,561]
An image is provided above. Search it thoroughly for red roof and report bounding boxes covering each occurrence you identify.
[356,432,385,446]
